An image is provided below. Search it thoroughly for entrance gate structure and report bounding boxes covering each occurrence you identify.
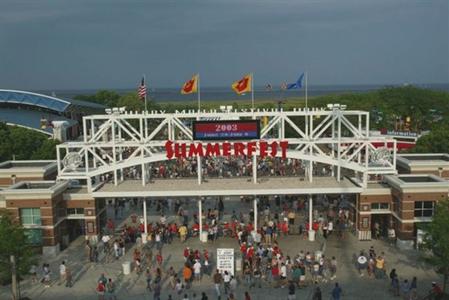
[56,105,397,241]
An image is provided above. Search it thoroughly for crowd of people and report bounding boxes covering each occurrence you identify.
[97,155,334,183]
[23,194,446,300]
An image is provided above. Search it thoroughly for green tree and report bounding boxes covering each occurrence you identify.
[413,125,449,153]
[0,211,37,287]
[421,198,449,293]
[31,139,60,160]
[117,92,145,112]
[0,123,13,161]
[74,90,121,107]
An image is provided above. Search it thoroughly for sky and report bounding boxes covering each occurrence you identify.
[0,0,448,90]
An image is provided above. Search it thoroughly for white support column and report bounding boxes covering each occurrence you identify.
[308,195,315,241]
[112,120,118,186]
[168,118,172,140]
[253,197,258,232]
[197,156,202,185]
[91,120,97,169]
[331,118,335,177]
[363,143,369,187]
[118,124,124,182]
[308,146,313,182]
[252,154,257,184]
[142,198,148,244]
[198,198,203,241]
[365,113,370,138]
[337,112,342,182]
[87,177,92,193]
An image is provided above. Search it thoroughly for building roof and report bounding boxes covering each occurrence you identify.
[0,160,57,179]
[384,174,449,192]
[0,108,78,135]
[0,89,105,113]
[397,153,449,172]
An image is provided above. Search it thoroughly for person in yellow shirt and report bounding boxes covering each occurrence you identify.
[179,225,188,242]
[375,256,385,279]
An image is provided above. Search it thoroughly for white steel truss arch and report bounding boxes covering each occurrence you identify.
[56,106,397,192]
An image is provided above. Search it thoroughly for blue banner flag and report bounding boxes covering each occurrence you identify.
[287,73,304,90]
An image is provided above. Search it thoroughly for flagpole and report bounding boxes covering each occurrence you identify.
[144,74,148,113]
[251,73,254,111]
[305,71,308,110]
[197,74,201,112]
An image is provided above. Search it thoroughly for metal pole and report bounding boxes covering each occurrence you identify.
[308,195,314,241]
[337,112,341,182]
[198,198,203,241]
[197,156,202,185]
[143,199,148,234]
[305,72,308,110]
[197,74,201,112]
[144,74,147,113]
[252,154,257,184]
[10,255,17,300]
[112,120,118,186]
[253,197,258,233]
[251,73,254,111]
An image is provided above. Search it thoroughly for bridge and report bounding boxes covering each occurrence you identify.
[56,105,397,195]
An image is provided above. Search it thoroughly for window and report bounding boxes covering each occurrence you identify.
[414,201,435,218]
[24,229,42,245]
[20,208,41,225]
[371,203,390,210]
[67,208,85,215]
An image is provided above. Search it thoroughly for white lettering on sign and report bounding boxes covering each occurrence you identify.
[217,248,234,276]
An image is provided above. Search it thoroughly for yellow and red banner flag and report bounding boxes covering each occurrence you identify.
[181,74,198,94]
[232,74,252,95]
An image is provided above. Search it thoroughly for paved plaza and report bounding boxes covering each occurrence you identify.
[1,199,442,300]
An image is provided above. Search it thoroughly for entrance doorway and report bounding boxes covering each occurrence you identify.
[371,214,391,239]
[67,219,85,242]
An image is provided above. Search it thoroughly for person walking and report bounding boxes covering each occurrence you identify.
[59,261,67,285]
[287,281,296,300]
[223,271,231,295]
[409,276,418,300]
[244,291,251,300]
[65,267,73,288]
[96,280,106,300]
[153,281,161,300]
[331,282,342,300]
[213,269,222,299]
[312,286,322,300]
[106,278,116,300]
[183,263,192,289]
[193,259,202,282]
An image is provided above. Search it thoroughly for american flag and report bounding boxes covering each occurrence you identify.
[138,77,147,100]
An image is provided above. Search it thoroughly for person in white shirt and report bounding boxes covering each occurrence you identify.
[59,261,66,284]
[223,271,231,294]
[193,260,202,282]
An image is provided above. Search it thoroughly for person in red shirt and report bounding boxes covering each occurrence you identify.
[271,264,280,281]
[139,222,145,233]
[183,247,189,262]
[281,221,289,236]
[194,249,201,260]
[192,222,200,231]
[203,249,209,261]
[240,242,247,256]
[106,218,115,234]
[247,223,254,232]
[156,251,163,266]
[96,280,105,299]
[246,246,254,260]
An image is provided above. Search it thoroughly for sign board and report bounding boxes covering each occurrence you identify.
[216,248,234,275]
[193,120,260,140]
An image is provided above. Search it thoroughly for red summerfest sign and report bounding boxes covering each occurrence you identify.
[165,140,289,160]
